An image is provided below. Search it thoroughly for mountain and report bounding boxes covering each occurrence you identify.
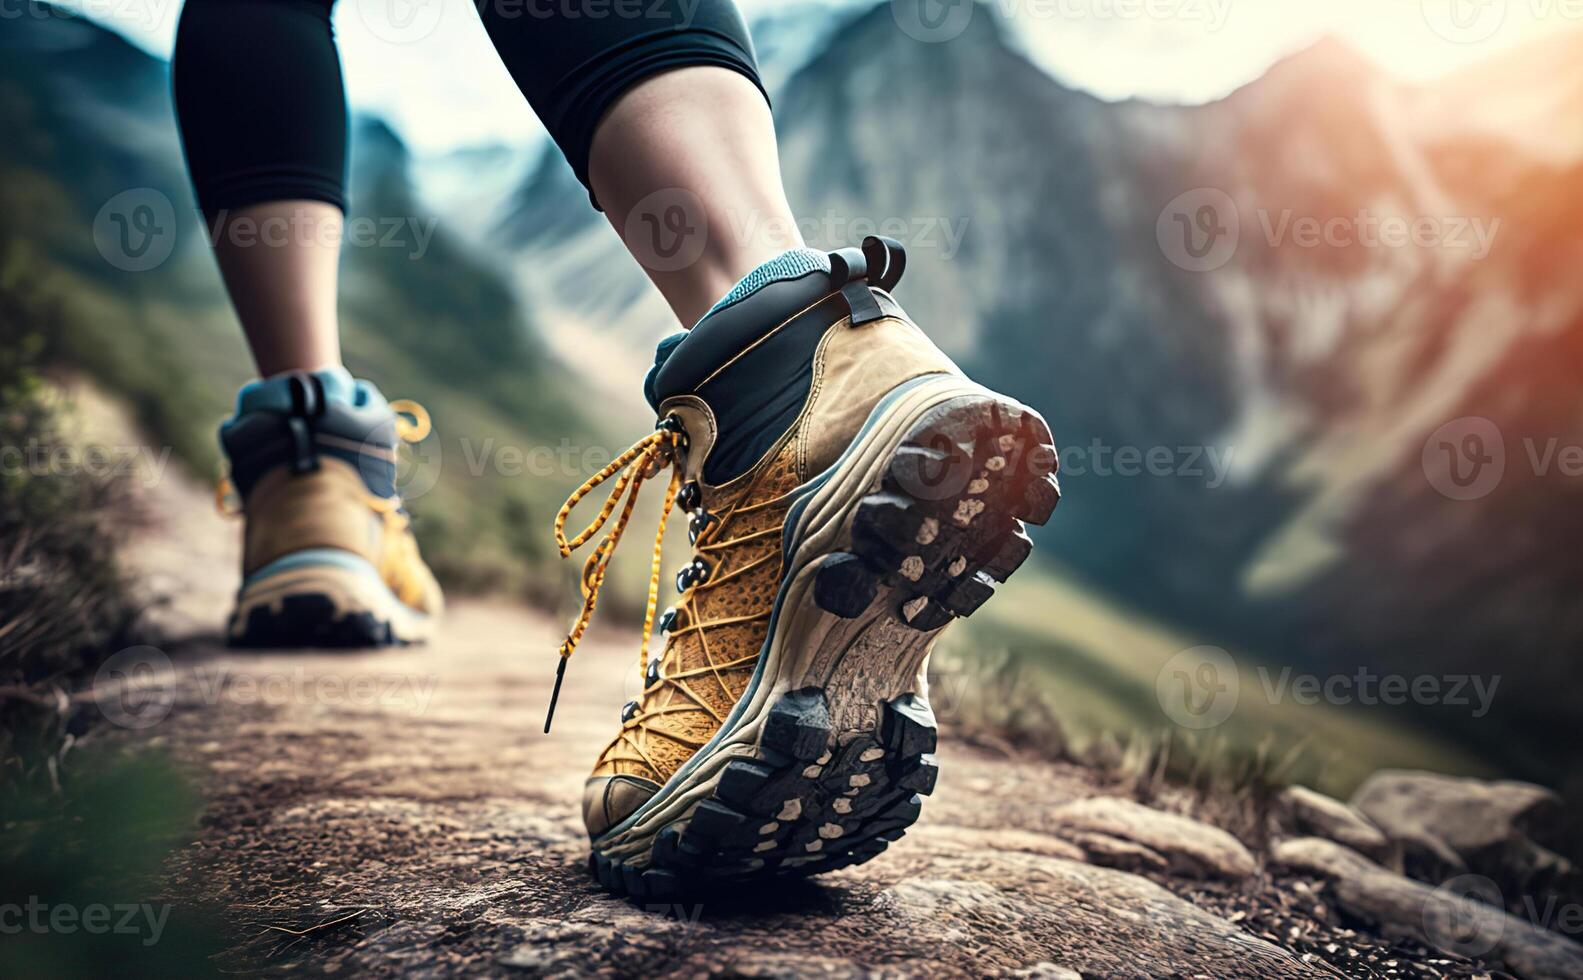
[494,6,1583,781]
[0,4,595,593]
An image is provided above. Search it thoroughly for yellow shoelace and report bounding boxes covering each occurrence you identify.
[547,419,791,752]
[389,399,431,442]
[598,491,783,774]
[546,422,686,732]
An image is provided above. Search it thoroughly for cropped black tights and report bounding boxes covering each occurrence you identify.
[172,0,765,213]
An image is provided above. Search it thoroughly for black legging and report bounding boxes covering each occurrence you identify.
[172,0,764,214]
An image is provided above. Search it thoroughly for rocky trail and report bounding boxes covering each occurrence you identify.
[93,401,1582,979]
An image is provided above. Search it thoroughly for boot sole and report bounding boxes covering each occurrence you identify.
[228,557,435,648]
[588,375,1058,898]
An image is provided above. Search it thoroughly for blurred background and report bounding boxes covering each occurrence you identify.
[3,0,1582,970]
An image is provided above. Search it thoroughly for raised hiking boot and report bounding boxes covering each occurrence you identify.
[548,238,1059,897]
[219,367,443,647]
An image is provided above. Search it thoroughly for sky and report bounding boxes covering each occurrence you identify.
[53,0,1583,152]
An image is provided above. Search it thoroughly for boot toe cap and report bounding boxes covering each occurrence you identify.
[582,774,661,839]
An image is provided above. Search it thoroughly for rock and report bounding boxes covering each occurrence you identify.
[724,954,868,978]
[1352,771,1560,853]
[1351,770,1572,897]
[500,901,702,975]
[1010,966,1083,979]
[1047,797,1257,879]
[1077,732,1124,771]
[1065,831,1168,874]
[866,857,1317,977]
[1271,785,1393,862]
[913,824,1088,861]
[1274,837,1583,980]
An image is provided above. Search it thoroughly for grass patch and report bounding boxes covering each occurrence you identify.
[934,564,1490,801]
[0,237,148,790]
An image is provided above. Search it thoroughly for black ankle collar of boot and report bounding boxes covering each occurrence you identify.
[221,370,400,500]
[650,238,911,486]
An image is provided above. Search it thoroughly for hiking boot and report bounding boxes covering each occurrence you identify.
[551,238,1058,897]
[219,368,443,646]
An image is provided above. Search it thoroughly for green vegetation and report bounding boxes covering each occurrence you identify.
[0,237,145,785]
[935,564,1492,801]
[1,240,222,976]
[1,749,223,978]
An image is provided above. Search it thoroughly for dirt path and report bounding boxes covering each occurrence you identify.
[92,389,1348,978]
[135,604,1338,979]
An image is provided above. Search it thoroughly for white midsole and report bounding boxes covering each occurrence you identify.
[230,563,434,643]
[596,374,991,863]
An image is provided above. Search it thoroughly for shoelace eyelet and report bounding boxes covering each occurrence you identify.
[687,510,718,545]
[677,481,702,513]
[675,558,711,592]
[645,657,661,688]
[656,414,690,452]
[621,699,639,723]
[658,606,678,634]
